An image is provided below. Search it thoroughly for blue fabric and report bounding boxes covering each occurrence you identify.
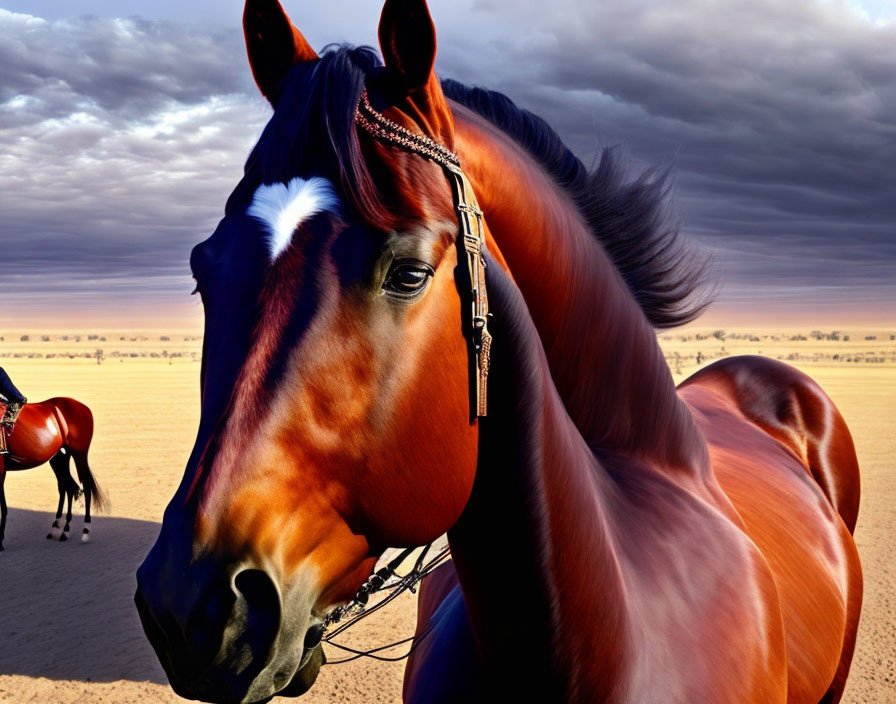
[0,367,25,404]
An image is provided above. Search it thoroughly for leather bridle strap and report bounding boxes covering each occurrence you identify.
[445,163,492,417]
[356,90,492,417]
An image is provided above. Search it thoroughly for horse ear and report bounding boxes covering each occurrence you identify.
[378,0,438,94]
[244,0,318,105]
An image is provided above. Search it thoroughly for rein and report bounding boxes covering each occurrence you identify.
[321,542,451,663]
[356,90,493,418]
[318,91,495,663]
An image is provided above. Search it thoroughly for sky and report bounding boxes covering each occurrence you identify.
[1,0,894,329]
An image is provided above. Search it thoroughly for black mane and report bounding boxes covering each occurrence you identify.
[228,45,711,328]
[442,80,712,328]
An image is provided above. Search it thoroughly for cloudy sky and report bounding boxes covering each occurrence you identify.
[1,0,894,328]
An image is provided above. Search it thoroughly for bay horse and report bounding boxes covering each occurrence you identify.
[135,1,862,702]
[0,398,105,550]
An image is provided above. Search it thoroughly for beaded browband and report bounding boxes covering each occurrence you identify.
[356,90,492,417]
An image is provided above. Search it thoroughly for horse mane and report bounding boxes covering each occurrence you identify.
[226,45,712,328]
[441,80,713,329]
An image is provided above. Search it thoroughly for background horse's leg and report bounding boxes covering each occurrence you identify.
[60,477,74,542]
[72,448,103,544]
[0,459,7,551]
[47,451,71,540]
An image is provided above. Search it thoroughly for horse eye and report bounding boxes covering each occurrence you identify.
[384,263,433,296]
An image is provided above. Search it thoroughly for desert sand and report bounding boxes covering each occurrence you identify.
[0,328,893,703]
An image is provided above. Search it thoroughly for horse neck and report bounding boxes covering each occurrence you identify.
[448,267,632,699]
[454,107,705,473]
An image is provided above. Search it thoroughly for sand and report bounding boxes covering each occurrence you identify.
[0,328,892,703]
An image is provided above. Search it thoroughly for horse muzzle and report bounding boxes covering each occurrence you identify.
[135,529,324,703]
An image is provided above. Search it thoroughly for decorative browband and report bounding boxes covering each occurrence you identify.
[356,90,461,169]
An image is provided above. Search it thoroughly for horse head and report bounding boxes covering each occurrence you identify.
[135,1,488,701]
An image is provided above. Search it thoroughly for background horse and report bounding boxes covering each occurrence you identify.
[136,1,861,702]
[0,397,105,550]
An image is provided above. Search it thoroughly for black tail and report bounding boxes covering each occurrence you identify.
[73,451,108,512]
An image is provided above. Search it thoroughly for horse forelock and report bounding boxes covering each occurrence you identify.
[224,45,402,235]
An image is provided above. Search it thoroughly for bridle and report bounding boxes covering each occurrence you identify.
[318,89,495,663]
[356,89,492,418]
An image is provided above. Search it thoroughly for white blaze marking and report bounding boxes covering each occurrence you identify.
[247,177,341,261]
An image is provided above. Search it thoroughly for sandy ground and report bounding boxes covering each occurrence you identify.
[0,328,893,703]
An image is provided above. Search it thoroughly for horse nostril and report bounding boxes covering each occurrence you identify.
[234,568,278,604]
[233,568,281,645]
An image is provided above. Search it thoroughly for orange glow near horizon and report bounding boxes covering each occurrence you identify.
[689,301,896,329]
[0,297,891,334]
[0,300,205,333]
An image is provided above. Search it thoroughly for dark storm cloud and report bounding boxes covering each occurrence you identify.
[0,12,246,120]
[0,9,266,314]
[0,1,893,322]
[435,0,896,303]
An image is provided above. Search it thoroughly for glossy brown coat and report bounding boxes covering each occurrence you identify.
[4,399,86,468]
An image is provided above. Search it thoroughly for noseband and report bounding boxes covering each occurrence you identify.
[356,90,492,418]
